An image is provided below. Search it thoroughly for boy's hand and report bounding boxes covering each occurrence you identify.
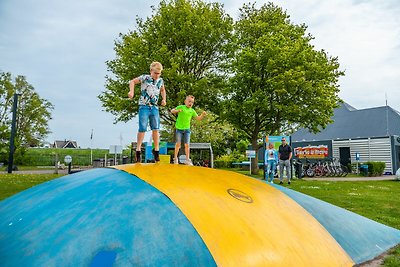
[128,91,134,99]
[161,99,166,106]
[201,111,207,116]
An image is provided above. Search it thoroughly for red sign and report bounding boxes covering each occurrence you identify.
[294,145,328,159]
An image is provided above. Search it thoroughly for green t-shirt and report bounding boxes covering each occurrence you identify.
[175,105,198,130]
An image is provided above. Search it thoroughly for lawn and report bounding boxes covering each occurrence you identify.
[1,169,399,265]
[0,173,63,200]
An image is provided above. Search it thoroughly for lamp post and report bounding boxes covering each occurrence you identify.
[8,93,21,174]
[64,155,72,174]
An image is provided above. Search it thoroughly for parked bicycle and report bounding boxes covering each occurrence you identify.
[295,157,348,177]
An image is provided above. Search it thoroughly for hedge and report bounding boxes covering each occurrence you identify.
[364,161,386,177]
[8,148,131,166]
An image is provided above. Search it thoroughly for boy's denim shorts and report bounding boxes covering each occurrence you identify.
[176,129,191,144]
[138,105,159,132]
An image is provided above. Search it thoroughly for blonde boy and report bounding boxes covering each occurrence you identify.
[128,62,166,162]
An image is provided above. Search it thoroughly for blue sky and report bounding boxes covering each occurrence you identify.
[1,0,399,148]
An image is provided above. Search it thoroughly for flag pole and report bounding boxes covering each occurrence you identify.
[90,129,93,165]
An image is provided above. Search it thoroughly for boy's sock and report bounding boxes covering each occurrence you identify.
[152,149,160,162]
[135,151,141,163]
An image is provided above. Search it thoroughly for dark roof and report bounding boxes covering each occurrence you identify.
[292,102,400,142]
[53,140,78,148]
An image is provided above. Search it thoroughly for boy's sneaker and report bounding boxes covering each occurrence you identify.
[173,158,179,164]
[185,159,193,166]
[152,149,160,162]
[135,151,141,163]
[270,180,274,184]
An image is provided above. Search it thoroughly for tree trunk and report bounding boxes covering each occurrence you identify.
[250,139,259,175]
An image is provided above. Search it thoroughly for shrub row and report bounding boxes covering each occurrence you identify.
[214,160,234,168]
[9,148,131,166]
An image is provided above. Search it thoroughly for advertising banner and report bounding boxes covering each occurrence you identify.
[294,145,328,159]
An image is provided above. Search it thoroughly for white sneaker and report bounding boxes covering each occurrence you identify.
[173,158,179,164]
[185,159,193,166]
[270,180,274,184]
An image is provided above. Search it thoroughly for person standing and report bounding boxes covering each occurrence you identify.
[128,62,166,163]
[171,95,206,165]
[265,143,278,183]
[278,137,292,184]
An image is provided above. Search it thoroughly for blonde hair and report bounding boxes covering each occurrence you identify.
[268,143,274,148]
[186,95,195,100]
[150,62,163,72]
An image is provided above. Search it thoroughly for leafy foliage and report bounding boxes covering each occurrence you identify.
[365,161,386,176]
[0,72,54,163]
[99,0,233,126]
[222,3,344,173]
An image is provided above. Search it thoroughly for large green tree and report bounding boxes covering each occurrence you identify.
[0,71,53,162]
[99,0,233,126]
[223,3,344,174]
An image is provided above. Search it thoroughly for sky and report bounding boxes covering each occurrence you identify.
[1,0,399,149]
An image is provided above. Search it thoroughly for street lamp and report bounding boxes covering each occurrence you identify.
[64,155,72,174]
[8,93,21,174]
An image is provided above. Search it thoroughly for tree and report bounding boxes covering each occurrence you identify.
[0,71,54,163]
[222,3,344,174]
[99,0,233,127]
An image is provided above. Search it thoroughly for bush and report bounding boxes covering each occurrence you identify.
[214,159,233,168]
[364,161,386,177]
[215,151,247,169]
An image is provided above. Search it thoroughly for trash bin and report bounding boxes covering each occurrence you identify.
[294,160,303,179]
[92,159,103,168]
[359,165,368,176]
[122,156,128,164]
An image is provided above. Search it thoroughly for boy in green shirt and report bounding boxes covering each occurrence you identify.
[171,95,206,165]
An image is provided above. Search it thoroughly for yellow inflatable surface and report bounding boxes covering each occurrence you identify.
[115,164,353,266]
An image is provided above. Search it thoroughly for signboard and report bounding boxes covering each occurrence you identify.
[265,136,291,150]
[355,152,360,161]
[294,145,328,159]
[245,150,256,158]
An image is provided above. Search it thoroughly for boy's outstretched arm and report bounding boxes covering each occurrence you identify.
[171,108,182,115]
[128,78,140,99]
[196,111,207,120]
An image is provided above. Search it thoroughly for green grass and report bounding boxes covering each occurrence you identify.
[0,173,63,200]
[384,245,400,266]
[288,179,400,229]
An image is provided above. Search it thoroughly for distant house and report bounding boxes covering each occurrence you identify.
[291,102,400,174]
[53,140,78,149]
